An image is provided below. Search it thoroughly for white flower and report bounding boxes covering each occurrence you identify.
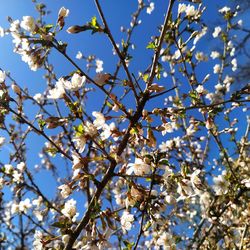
[185,5,197,17]
[213,26,222,38]
[146,2,155,14]
[162,122,174,135]
[72,168,80,180]
[63,73,86,91]
[33,210,43,221]
[13,170,23,183]
[200,191,211,212]
[173,49,181,60]
[17,162,26,172]
[0,136,5,147]
[32,196,43,207]
[95,59,104,73]
[163,166,173,179]
[0,70,6,83]
[213,171,229,195]
[195,52,207,61]
[0,26,4,37]
[177,179,194,200]
[178,3,187,15]
[47,80,65,99]
[223,75,234,85]
[11,203,20,214]
[159,141,168,152]
[156,232,176,249]
[62,199,78,221]
[0,177,4,190]
[213,64,221,74]
[196,85,204,94]
[242,179,250,188]
[73,134,86,153]
[33,93,44,104]
[100,122,115,140]
[58,184,72,199]
[120,211,134,231]
[71,151,84,170]
[62,235,70,244]
[10,19,20,32]
[71,73,85,90]
[231,58,237,71]
[92,111,106,129]
[76,51,83,59]
[20,16,36,32]
[219,6,230,14]
[237,19,243,27]
[20,52,40,71]
[127,158,151,176]
[227,41,234,49]
[186,124,196,136]
[4,164,13,174]
[205,118,214,130]
[58,7,69,18]
[84,121,98,137]
[19,198,32,213]
[190,170,202,190]
[33,230,43,250]
[210,51,220,59]
[230,47,235,57]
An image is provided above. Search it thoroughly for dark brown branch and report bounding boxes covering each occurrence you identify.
[94,0,139,102]
[64,90,150,250]
[147,0,175,87]
[7,106,73,161]
[133,168,157,249]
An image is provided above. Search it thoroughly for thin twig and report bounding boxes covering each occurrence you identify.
[147,0,175,87]
[94,0,139,102]
[239,224,248,250]
[7,106,73,161]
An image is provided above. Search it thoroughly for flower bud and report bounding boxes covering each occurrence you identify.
[11,84,21,95]
[67,25,84,34]
[58,7,69,18]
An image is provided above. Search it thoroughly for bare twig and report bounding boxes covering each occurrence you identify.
[94,0,139,102]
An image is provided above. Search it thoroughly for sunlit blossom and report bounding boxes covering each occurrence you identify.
[47,80,65,99]
[120,211,134,232]
[127,158,151,175]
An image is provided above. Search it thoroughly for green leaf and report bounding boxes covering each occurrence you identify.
[123,240,134,250]
[146,42,157,50]
[91,16,98,28]
[51,221,66,228]
[142,74,149,82]
[38,119,46,130]
[105,101,113,108]
[74,123,84,136]
[84,16,104,34]
[159,159,169,166]
[45,147,58,157]
[44,24,54,32]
